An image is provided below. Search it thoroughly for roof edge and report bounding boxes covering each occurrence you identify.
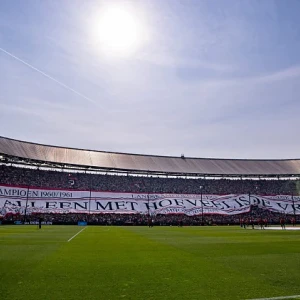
[1,135,300,162]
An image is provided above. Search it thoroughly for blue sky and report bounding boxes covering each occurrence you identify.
[1,0,300,159]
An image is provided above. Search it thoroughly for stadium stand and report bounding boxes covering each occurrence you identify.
[0,137,300,225]
[0,165,297,194]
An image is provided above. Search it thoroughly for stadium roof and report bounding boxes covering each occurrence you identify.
[0,136,300,177]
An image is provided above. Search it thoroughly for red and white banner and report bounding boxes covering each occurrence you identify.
[0,185,299,216]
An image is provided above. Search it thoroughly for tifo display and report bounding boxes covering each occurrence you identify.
[0,185,299,216]
[0,165,299,226]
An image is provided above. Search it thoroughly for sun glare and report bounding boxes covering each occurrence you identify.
[93,5,146,57]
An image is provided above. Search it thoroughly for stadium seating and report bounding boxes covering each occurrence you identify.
[0,165,296,195]
[1,165,299,225]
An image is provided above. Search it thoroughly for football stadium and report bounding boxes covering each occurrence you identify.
[1,136,300,300]
[2,1,300,300]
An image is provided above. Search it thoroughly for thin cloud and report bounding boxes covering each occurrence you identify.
[256,65,300,83]
[136,52,236,72]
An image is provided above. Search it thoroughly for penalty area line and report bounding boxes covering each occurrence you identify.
[67,227,87,242]
[246,295,300,300]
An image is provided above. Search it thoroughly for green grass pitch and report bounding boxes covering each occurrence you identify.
[1,225,300,300]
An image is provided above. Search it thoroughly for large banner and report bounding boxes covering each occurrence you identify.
[0,185,300,216]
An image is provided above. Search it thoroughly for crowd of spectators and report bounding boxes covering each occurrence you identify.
[1,165,299,226]
[0,165,298,195]
[2,206,300,226]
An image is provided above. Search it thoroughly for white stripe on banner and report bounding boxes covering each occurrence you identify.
[67,227,87,242]
[246,295,300,300]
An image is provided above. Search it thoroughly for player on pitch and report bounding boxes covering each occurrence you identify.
[280,217,286,230]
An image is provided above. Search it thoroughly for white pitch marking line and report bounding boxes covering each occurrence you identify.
[67,227,87,242]
[246,295,300,300]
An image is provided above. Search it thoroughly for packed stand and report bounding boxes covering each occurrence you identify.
[2,206,299,226]
[0,165,298,195]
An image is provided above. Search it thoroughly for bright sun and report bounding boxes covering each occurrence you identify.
[94,5,145,57]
